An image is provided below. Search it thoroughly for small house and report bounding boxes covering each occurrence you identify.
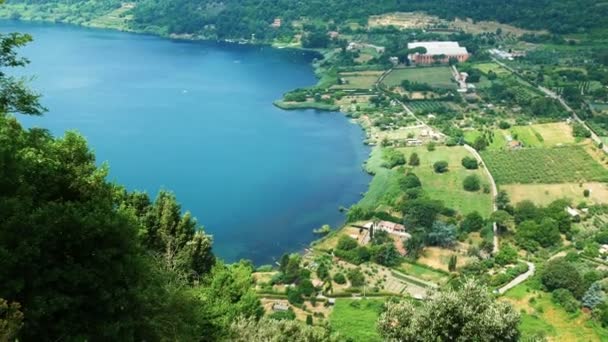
[565,206,580,218]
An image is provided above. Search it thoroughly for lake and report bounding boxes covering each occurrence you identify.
[2,20,371,264]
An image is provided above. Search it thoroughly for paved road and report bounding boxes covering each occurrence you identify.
[497,261,536,295]
[463,144,499,254]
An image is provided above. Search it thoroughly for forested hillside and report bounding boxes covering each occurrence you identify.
[4,0,607,39]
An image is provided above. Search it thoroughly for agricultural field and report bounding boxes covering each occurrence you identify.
[398,145,494,217]
[407,100,450,113]
[502,283,608,341]
[481,146,608,184]
[501,182,608,206]
[464,129,508,150]
[466,123,575,150]
[332,71,383,90]
[383,67,456,89]
[329,298,385,342]
[473,62,511,76]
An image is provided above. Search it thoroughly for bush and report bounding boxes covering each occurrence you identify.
[347,268,365,287]
[409,152,420,166]
[433,161,449,173]
[498,121,511,129]
[463,174,481,191]
[460,211,484,233]
[551,289,579,313]
[584,189,590,197]
[383,148,406,168]
[427,142,436,151]
[336,236,358,251]
[269,309,296,321]
[333,273,347,284]
[461,156,479,169]
[494,244,518,266]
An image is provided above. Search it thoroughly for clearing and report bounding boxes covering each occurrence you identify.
[332,71,383,90]
[329,298,385,342]
[501,182,608,206]
[383,67,456,89]
[397,145,494,216]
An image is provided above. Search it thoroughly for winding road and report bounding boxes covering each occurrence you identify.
[497,261,536,295]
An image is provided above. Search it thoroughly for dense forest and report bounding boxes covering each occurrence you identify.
[6,0,608,39]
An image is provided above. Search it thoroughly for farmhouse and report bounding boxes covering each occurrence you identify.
[272,302,289,312]
[408,41,469,65]
[365,221,411,238]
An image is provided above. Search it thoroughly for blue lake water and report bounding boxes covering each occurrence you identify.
[2,20,371,264]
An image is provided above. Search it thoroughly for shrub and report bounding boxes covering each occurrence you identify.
[334,273,346,284]
[498,121,511,129]
[495,244,518,266]
[427,142,436,151]
[409,152,420,166]
[347,268,365,287]
[551,289,579,313]
[584,189,590,197]
[269,309,296,321]
[463,174,481,191]
[461,156,479,169]
[433,161,449,173]
[460,211,484,233]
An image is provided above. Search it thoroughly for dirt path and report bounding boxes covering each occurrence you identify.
[463,144,499,253]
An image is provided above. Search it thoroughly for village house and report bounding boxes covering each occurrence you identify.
[270,18,282,28]
[408,41,469,65]
[365,221,411,238]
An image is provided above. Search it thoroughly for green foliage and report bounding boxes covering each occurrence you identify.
[408,152,420,166]
[448,254,457,272]
[229,316,335,342]
[269,309,296,321]
[461,156,479,169]
[426,221,457,247]
[541,258,584,298]
[0,32,45,116]
[551,289,580,313]
[382,148,406,168]
[460,211,484,233]
[516,218,561,251]
[378,279,520,341]
[433,160,449,173]
[0,299,23,342]
[573,122,592,138]
[463,174,481,191]
[333,273,347,285]
[347,268,365,287]
[495,244,518,266]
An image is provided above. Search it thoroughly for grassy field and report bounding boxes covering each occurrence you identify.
[398,146,494,216]
[501,182,608,206]
[473,62,511,76]
[332,71,383,90]
[383,67,456,89]
[465,123,574,151]
[502,283,608,341]
[358,147,402,209]
[330,298,385,341]
[464,129,509,150]
[482,146,608,184]
[397,261,449,284]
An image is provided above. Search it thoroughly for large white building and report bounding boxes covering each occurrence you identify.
[408,41,469,64]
